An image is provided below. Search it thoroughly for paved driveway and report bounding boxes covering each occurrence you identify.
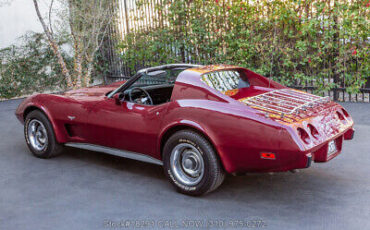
[0,99,369,230]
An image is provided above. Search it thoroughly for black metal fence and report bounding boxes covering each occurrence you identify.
[101,0,369,103]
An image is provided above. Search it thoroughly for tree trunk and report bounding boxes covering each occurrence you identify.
[33,0,73,88]
[83,55,94,87]
[74,50,83,88]
[71,34,83,88]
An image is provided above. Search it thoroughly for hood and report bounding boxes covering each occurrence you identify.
[62,81,126,97]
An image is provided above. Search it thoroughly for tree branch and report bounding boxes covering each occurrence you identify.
[33,0,72,88]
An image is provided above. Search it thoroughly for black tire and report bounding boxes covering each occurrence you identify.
[24,110,64,158]
[163,130,225,196]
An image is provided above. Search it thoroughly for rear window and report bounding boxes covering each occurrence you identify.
[201,70,249,94]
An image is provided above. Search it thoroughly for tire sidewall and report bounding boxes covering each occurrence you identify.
[24,111,55,158]
[163,131,215,195]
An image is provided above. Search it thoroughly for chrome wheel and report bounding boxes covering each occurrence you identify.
[170,143,204,186]
[27,119,48,151]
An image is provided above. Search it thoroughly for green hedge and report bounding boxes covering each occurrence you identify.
[118,0,369,95]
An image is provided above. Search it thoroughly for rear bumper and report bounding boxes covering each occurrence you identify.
[344,128,355,140]
[225,127,355,174]
[288,127,355,170]
[310,134,344,163]
[278,127,355,170]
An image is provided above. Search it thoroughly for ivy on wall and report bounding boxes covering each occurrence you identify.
[0,31,110,99]
[0,32,72,99]
[118,0,369,95]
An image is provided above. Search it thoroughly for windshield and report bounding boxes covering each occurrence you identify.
[128,68,187,90]
[107,64,199,98]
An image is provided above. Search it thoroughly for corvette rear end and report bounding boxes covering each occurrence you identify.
[189,66,355,174]
[240,89,353,169]
[214,87,354,173]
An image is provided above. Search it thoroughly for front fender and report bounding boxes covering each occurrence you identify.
[15,94,68,143]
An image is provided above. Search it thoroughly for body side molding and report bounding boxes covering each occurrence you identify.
[65,143,163,166]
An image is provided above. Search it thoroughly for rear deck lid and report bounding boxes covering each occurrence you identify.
[239,89,331,123]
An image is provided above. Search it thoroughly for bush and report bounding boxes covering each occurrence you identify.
[118,0,369,95]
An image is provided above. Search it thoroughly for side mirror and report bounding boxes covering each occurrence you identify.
[113,93,124,105]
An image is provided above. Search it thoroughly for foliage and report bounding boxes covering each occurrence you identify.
[118,0,369,95]
[65,0,114,87]
[0,32,72,99]
[32,0,113,89]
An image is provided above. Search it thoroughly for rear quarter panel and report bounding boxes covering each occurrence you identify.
[162,68,303,173]
[160,99,299,173]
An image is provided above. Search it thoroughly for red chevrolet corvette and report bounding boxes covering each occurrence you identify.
[16,64,354,195]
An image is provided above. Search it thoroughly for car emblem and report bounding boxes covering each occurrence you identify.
[68,116,76,121]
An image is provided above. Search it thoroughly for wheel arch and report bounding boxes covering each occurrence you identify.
[159,122,226,171]
[23,105,43,120]
[23,105,67,143]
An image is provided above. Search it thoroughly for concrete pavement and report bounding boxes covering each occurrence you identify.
[0,99,369,230]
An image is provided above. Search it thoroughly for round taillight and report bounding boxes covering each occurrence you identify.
[297,128,311,144]
[307,124,319,139]
[341,108,349,118]
[336,111,345,121]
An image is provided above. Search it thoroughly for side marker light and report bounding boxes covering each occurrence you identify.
[261,152,276,160]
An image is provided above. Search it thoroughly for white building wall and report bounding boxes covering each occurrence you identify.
[0,0,57,49]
